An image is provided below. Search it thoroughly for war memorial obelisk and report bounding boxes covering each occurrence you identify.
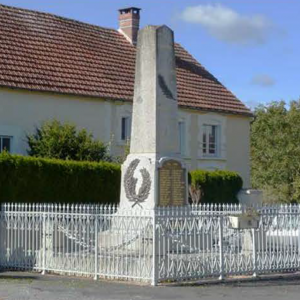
[120,25,188,209]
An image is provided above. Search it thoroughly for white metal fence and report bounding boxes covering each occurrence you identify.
[0,203,300,285]
[0,204,154,282]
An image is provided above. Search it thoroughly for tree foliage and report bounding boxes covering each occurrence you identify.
[251,100,300,203]
[27,120,111,162]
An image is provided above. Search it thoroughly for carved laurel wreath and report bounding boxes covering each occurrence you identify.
[124,159,151,208]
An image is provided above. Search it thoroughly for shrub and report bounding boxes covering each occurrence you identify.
[0,153,120,204]
[189,170,243,204]
[27,119,111,162]
[0,153,242,205]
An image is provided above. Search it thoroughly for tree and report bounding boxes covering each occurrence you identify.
[27,120,111,162]
[251,100,300,203]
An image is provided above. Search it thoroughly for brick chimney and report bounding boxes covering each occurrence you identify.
[118,7,141,45]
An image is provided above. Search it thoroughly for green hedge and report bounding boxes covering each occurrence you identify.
[0,153,242,205]
[0,153,121,204]
[189,170,243,204]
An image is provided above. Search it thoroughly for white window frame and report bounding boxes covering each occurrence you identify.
[202,124,219,157]
[121,116,131,143]
[178,121,186,156]
[198,113,226,160]
[0,135,13,153]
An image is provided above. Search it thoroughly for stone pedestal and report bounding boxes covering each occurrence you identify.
[241,230,254,256]
[120,155,187,209]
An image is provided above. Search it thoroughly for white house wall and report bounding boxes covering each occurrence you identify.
[0,88,251,187]
[112,102,133,157]
[0,88,113,156]
[226,115,251,188]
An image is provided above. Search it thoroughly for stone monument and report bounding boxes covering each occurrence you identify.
[120,25,188,209]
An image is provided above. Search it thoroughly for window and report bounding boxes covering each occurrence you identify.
[178,121,186,155]
[0,136,12,153]
[202,125,218,156]
[121,117,131,141]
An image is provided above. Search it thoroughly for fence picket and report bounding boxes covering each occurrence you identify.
[1,203,300,284]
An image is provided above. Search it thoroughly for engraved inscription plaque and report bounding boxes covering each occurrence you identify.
[158,160,186,207]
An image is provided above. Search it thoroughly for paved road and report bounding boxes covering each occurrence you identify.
[0,272,300,300]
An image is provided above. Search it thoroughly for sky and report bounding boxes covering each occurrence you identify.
[1,0,299,109]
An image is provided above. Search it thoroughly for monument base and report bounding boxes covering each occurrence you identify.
[119,154,188,209]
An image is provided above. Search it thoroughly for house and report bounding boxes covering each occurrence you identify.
[0,4,252,188]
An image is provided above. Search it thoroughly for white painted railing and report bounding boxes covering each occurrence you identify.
[0,203,153,282]
[1,203,300,285]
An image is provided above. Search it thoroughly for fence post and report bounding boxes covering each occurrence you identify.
[151,209,158,286]
[219,215,224,280]
[42,211,46,275]
[94,213,98,280]
[0,204,3,268]
[252,228,257,277]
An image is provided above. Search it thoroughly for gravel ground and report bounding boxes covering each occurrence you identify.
[0,271,300,300]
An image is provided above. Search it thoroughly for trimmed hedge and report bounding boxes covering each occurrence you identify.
[0,153,242,205]
[0,153,121,204]
[189,170,243,204]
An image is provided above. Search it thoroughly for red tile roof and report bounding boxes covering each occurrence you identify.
[0,4,252,116]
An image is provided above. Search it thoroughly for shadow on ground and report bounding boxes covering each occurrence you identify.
[0,270,38,281]
[169,273,300,288]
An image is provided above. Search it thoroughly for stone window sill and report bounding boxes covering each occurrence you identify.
[199,156,226,161]
[182,156,192,160]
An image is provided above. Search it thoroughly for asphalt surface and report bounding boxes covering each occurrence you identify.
[0,271,300,300]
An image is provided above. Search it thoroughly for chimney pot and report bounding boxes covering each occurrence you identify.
[118,7,141,45]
